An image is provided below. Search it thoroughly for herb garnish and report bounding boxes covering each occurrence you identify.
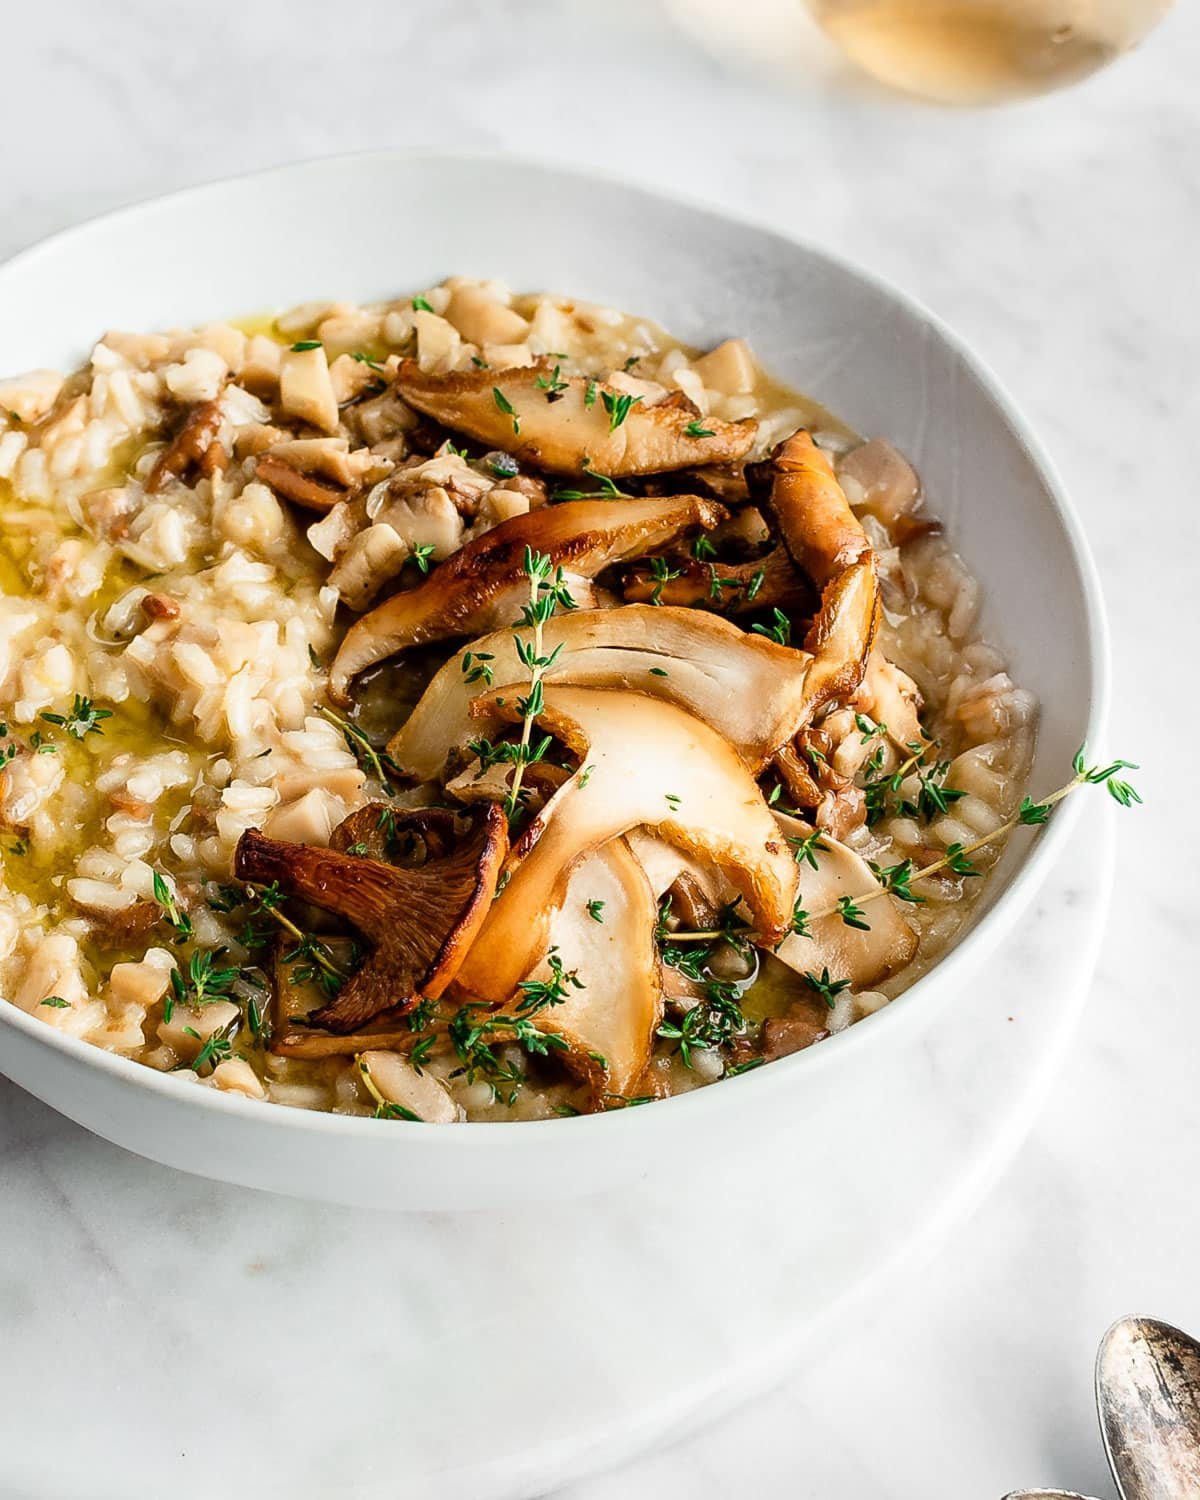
[492,387,520,435]
[40,695,112,740]
[601,390,641,433]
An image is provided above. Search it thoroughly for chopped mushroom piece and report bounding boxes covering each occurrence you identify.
[393,359,757,476]
[453,686,798,1004]
[772,810,917,988]
[233,803,506,1032]
[838,438,921,528]
[279,345,339,434]
[254,453,344,512]
[388,604,816,781]
[146,399,224,493]
[848,651,925,751]
[508,838,662,1100]
[328,495,726,702]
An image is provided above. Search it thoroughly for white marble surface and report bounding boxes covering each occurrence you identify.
[0,2,1196,1497]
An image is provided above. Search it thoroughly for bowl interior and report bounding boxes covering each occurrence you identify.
[0,153,1105,1183]
[0,151,1103,925]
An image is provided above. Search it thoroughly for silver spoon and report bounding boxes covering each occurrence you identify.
[1002,1491,1102,1499]
[1096,1315,1200,1499]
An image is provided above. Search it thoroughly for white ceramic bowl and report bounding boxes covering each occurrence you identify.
[0,152,1107,1209]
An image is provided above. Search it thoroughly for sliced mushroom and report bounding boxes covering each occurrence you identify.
[797,553,879,720]
[254,453,345,512]
[755,430,872,589]
[453,686,798,1004]
[393,359,757,476]
[509,837,662,1099]
[388,604,815,781]
[233,803,506,1032]
[621,546,805,615]
[772,810,917,988]
[328,495,726,703]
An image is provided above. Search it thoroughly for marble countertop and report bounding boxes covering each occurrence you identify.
[1,2,1196,1496]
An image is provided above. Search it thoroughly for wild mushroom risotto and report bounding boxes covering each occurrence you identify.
[0,279,1038,1121]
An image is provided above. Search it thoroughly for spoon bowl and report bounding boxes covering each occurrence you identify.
[1096,1315,1200,1500]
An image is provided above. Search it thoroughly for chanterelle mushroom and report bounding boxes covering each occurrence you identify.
[510,837,662,1100]
[755,430,873,590]
[387,604,817,782]
[328,495,726,702]
[453,686,798,1004]
[393,358,757,475]
[233,803,506,1032]
[771,811,917,987]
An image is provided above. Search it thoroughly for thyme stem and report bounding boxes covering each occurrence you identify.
[669,751,1138,943]
[243,882,348,982]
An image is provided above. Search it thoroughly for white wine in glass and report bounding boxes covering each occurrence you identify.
[806,0,1173,102]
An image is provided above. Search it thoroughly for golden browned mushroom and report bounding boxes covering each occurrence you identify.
[146,399,224,493]
[253,453,345,512]
[328,495,726,702]
[233,803,506,1032]
[269,936,427,1059]
[772,810,917,987]
[388,604,817,782]
[453,686,798,1004]
[506,837,663,1100]
[621,546,806,616]
[393,358,757,476]
[755,430,872,589]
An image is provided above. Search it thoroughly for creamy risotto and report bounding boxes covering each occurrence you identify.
[0,279,1035,1121]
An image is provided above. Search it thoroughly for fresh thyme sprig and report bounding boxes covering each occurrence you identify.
[316,704,404,798]
[240,880,348,988]
[152,870,193,942]
[666,747,1141,945]
[40,694,112,741]
[498,547,576,819]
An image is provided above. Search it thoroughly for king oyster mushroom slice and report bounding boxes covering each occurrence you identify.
[233,803,506,1033]
[510,837,663,1100]
[393,358,757,476]
[452,686,798,1005]
[798,555,879,722]
[328,495,726,703]
[387,605,817,783]
[771,810,917,987]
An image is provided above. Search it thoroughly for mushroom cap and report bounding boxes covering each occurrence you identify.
[510,837,663,1100]
[771,810,917,988]
[388,604,817,782]
[328,494,726,703]
[393,358,757,476]
[233,802,507,1033]
[453,685,798,1004]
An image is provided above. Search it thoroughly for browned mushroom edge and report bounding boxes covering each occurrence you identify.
[233,802,506,1035]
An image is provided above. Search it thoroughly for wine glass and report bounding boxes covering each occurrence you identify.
[805,0,1174,104]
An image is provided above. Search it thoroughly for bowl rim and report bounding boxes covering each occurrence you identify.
[0,146,1111,1149]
